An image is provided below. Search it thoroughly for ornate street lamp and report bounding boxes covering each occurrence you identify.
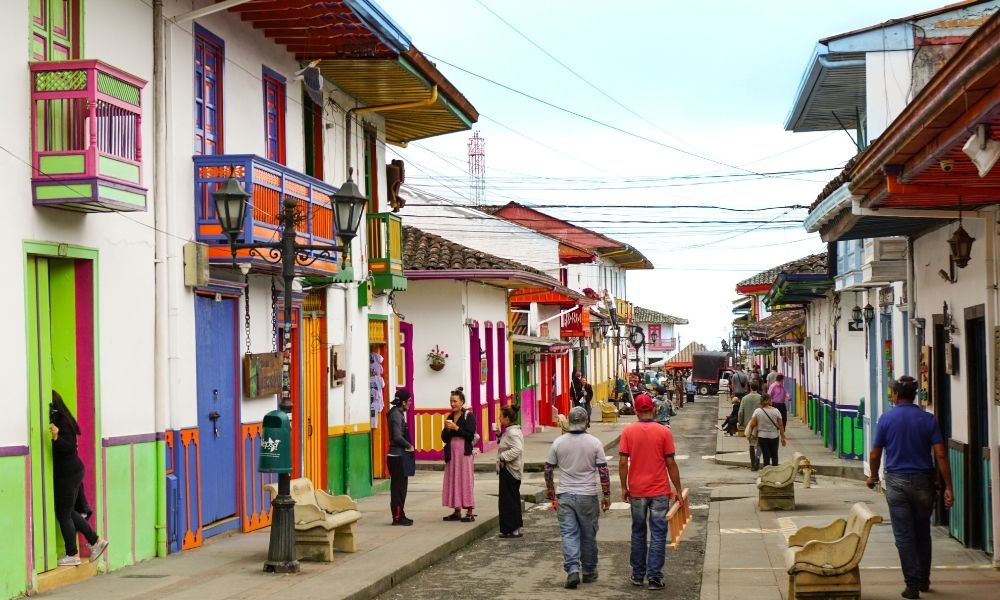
[851,304,863,324]
[947,224,975,269]
[863,303,875,324]
[213,169,367,574]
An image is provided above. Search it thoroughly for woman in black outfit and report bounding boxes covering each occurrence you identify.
[50,391,108,566]
[387,389,415,526]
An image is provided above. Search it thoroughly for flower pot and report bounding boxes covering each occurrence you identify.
[429,362,445,371]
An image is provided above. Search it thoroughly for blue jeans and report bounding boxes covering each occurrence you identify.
[556,493,600,575]
[885,472,936,589]
[630,495,670,581]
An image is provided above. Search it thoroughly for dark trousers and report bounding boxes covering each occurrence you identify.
[758,437,780,467]
[55,470,97,555]
[748,443,760,470]
[498,468,523,534]
[387,455,409,521]
[885,472,936,589]
[773,403,788,428]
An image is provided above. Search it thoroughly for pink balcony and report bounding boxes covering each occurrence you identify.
[30,60,147,212]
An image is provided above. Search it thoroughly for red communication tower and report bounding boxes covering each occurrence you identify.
[468,131,486,206]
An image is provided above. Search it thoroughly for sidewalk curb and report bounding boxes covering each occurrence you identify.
[699,501,721,600]
[711,455,866,481]
[341,513,500,600]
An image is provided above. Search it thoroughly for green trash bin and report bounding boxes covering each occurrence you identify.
[259,410,292,474]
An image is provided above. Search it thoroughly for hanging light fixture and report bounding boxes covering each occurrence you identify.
[863,303,875,324]
[948,196,975,269]
[851,304,863,323]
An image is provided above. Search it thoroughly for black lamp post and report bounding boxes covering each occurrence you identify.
[629,326,645,376]
[213,169,367,574]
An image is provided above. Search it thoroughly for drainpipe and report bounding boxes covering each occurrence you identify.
[344,85,438,174]
[906,237,918,379]
[152,0,169,558]
[984,213,1000,564]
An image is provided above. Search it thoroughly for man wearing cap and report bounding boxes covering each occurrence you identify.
[619,393,682,590]
[544,406,611,589]
[387,390,415,526]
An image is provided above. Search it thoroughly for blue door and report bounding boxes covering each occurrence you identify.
[195,295,238,532]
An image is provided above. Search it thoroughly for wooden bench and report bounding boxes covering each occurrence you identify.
[264,478,362,562]
[784,502,883,599]
[757,451,809,511]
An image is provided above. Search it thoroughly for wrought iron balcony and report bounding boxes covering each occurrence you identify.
[30,60,147,212]
[366,212,406,290]
[193,154,343,276]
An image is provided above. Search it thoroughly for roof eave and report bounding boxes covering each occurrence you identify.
[804,183,858,232]
[405,269,582,299]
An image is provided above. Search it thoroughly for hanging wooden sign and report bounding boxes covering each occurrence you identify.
[244,352,283,398]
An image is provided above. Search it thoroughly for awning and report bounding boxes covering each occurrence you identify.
[510,288,589,308]
[765,273,833,309]
[664,341,707,370]
[511,334,572,348]
[748,310,805,340]
[227,1,478,145]
[849,11,1000,212]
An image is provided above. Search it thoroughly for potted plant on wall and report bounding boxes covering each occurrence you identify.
[427,345,448,371]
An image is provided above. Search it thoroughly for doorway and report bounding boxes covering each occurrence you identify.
[194,294,239,537]
[397,322,415,443]
[302,293,327,489]
[965,310,991,553]
[932,320,953,527]
[26,253,97,573]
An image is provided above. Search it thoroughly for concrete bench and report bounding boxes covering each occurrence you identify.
[264,478,362,562]
[757,452,808,511]
[784,502,883,599]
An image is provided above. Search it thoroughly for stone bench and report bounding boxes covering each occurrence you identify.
[784,502,883,599]
[757,451,808,511]
[264,478,362,562]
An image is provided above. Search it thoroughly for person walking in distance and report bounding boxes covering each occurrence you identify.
[49,391,108,566]
[867,376,953,599]
[767,373,790,427]
[544,407,611,589]
[570,371,585,413]
[737,380,763,471]
[496,406,524,538]
[579,376,594,421]
[619,394,682,590]
[387,390,415,526]
[730,363,749,401]
[746,393,785,467]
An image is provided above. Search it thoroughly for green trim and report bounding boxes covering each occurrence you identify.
[35,183,91,200]
[39,154,85,175]
[105,445,133,569]
[327,432,373,498]
[370,272,407,291]
[99,155,140,183]
[49,261,78,413]
[97,184,145,206]
[368,314,389,322]
[96,71,140,106]
[132,443,157,561]
[0,457,28,598]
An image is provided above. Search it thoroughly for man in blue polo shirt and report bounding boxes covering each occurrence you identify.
[867,376,953,600]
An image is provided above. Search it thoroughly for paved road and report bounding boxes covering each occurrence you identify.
[378,397,752,599]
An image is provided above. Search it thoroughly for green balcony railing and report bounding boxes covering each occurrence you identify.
[366,212,406,291]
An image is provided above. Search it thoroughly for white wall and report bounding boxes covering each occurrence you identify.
[397,188,561,277]
[912,219,991,444]
[865,50,913,141]
[395,280,510,410]
[0,1,157,445]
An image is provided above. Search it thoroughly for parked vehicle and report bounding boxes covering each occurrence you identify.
[692,351,730,395]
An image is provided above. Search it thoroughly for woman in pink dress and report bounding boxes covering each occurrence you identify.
[441,387,477,522]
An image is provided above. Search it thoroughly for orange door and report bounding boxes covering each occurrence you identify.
[302,293,327,489]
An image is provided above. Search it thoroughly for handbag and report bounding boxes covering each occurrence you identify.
[745,422,758,446]
[402,451,416,477]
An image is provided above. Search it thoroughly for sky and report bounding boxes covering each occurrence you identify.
[376,0,950,349]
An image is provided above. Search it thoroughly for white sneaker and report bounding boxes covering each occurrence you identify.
[57,555,81,567]
[88,539,109,561]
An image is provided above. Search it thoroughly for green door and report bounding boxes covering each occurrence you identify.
[30,0,81,61]
[26,256,90,572]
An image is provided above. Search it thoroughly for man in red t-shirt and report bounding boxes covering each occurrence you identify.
[619,393,683,590]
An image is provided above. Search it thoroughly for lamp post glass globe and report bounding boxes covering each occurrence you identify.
[333,171,368,245]
[213,177,250,243]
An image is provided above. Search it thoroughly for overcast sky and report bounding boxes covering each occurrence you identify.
[377,0,948,348]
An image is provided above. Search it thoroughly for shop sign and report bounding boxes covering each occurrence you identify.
[560,306,589,338]
[244,352,283,398]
